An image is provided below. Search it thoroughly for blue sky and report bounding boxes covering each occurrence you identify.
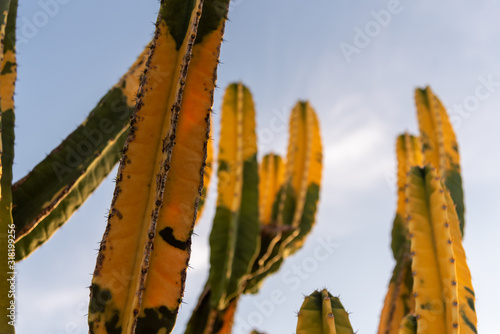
[13,0,500,333]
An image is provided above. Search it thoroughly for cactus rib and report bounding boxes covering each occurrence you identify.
[405,166,459,333]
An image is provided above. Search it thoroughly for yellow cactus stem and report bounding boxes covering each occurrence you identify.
[244,102,322,294]
[391,133,423,258]
[88,0,231,333]
[208,82,260,310]
[259,101,322,268]
[259,153,284,225]
[415,87,465,235]
[406,166,460,334]
[377,247,414,334]
[378,133,421,334]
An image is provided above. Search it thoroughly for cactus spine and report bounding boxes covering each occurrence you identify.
[0,0,16,332]
[296,289,355,334]
[88,0,230,333]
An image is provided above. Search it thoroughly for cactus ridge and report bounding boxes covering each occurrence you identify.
[406,166,460,333]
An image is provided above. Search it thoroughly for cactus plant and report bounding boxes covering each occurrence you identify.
[246,101,323,293]
[415,87,465,234]
[88,0,230,333]
[185,85,324,333]
[378,133,421,334]
[405,166,476,333]
[0,0,483,330]
[296,289,355,334]
[208,83,260,313]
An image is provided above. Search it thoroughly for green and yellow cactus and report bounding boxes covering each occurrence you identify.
[378,133,421,334]
[378,87,476,334]
[405,166,476,333]
[88,0,230,333]
[208,83,260,313]
[296,289,355,334]
[185,85,324,333]
[0,0,482,331]
[246,101,323,292]
[415,87,465,234]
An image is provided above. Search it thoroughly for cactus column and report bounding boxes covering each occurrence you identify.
[88,0,230,333]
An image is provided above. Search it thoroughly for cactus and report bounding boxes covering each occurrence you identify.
[208,83,260,310]
[0,0,483,329]
[187,82,261,334]
[0,0,16,332]
[12,46,148,261]
[12,42,212,261]
[88,0,230,333]
[415,87,464,235]
[378,133,421,334]
[259,153,284,226]
[246,101,323,292]
[296,289,355,334]
[405,166,476,333]
[390,133,423,259]
[186,95,323,333]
